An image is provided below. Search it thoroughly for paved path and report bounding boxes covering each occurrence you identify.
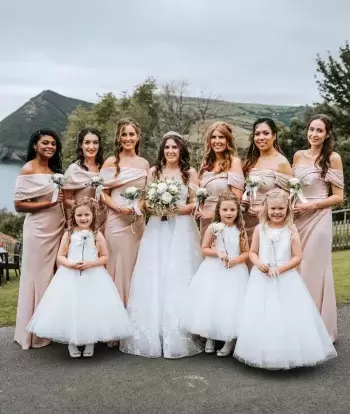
[0,306,349,413]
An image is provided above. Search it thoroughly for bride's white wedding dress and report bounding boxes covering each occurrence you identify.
[120,184,204,358]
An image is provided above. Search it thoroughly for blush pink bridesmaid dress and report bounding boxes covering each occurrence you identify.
[64,163,107,232]
[293,164,344,342]
[199,171,244,240]
[102,167,147,305]
[243,168,290,246]
[14,174,65,349]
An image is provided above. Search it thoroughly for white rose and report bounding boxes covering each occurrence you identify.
[197,188,208,196]
[126,186,138,195]
[250,176,262,185]
[150,182,158,189]
[212,222,226,234]
[148,188,156,200]
[157,183,168,194]
[168,184,179,194]
[166,179,173,186]
[289,178,300,186]
[161,191,173,204]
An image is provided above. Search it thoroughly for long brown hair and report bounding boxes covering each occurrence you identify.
[114,118,141,175]
[213,192,248,253]
[153,132,191,185]
[199,122,237,177]
[64,197,99,254]
[306,114,334,177]
[242,118,283,175]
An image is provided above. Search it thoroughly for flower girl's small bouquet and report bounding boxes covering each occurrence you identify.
[120,186,143,216]
[50,173,67,202]
[86,175,104,201]
[145,179,182,221]
[194,188,209,211]
[212,222,229,264]
[288,177,307,206]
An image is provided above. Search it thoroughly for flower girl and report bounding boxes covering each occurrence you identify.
[234,189,337,369]
[27,197,131,358]
[182,192,249,357]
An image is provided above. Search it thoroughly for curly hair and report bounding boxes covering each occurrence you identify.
[26,128,63,173]
[306,114,334,177]
[114,118,141,175]
[213,192,248,253]
[199,122,237,177]
[259,189,294,232]
[65,197,99,254]
[153,132,191,185]
[242,118,283,175]
[75,127,104,170]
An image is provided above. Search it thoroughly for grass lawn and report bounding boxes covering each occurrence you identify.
[0,251,349,327]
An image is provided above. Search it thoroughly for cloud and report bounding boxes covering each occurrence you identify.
[0,0,349,119]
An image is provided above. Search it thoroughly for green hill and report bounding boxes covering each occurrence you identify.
[0,90,305,162]
[0,90,93,162]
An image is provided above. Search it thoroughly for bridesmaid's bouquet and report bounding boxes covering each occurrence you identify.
[120,186,143,216]
[194,188,209,210]
[244,175,263,200]
[145,179,182,221]
[50,173,67,202]
[288,177,307,206]
[86,175,104,201]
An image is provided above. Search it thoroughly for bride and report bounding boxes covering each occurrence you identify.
[120,131,203,359]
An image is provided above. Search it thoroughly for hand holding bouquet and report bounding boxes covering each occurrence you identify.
[86,175,104,201]
[120,186,143,216]
[50,173,67,203]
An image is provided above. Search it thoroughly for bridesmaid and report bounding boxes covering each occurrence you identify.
[14,129,65,349]
[63,127,107,232]
[242,118,293,246]
[101,118,149,306]
[196,122,244,240]
[293,114,344,342]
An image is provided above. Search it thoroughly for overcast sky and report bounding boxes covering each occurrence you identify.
[0,0,349,120]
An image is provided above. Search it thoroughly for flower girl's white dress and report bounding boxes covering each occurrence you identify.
[27,230,132,345]
[182,225,249,341]
[234,224,337,369]
[120,184,203,358]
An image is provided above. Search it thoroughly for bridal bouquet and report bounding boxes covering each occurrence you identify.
[120,186,143,216]
[86,175,104,201]
[194,188,209,210]
[288,177,307,206]
[145,179,182,221]
[50,173,66,202]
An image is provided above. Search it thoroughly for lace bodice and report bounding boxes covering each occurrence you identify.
[258,224,292,265]
[68,230,98,261]
[214,225,241,258]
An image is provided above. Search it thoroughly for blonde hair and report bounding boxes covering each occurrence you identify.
[259,189,294,230]
[64,197,99,254]
[199,122,237,177]
[213,192,248,253]
[114,118,141,175]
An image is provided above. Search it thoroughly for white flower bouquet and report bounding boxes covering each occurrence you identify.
[50,173,67,202]
[120,186,143,216]
[145,179,182,221]
[244,175,263,200]
[194,188,209,210]
[288,177,307,206]
[86,175,104,201]
[212,222,229,264]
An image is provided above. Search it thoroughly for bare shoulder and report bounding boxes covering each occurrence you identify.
[330,151,343,169]
[278,154,293,175]
[20,161,35,175]
[189,167,198,176]
[293,150,304,164]
[137,156,150,170]
[229,156,243,171]
[101,156,117,168]
[96,231,106,241]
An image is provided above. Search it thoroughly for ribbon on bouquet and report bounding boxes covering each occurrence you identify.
[289,187,307,204]
[95,184,104,202]
[131,199,142,217]
[51,185,60,203]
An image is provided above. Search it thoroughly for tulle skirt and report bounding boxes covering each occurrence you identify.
[233,267,337,370]
[120,215,204,359]
[27,266,132,346]
[181,257,249,341]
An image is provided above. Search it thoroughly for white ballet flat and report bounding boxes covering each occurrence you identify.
[205,340,216,354]
[68,344,81,358]
[83,344,94,358]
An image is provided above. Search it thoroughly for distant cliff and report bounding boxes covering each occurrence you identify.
[0,90,93,162]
